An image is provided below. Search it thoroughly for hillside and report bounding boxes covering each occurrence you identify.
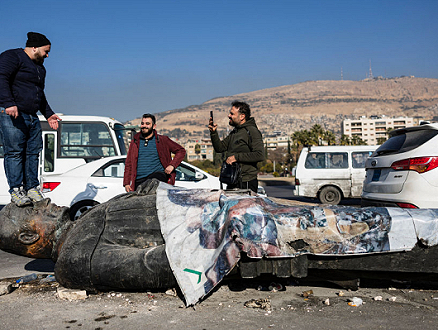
[126,77,438,140]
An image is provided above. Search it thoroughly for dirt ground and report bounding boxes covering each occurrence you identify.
[1,275,438,330]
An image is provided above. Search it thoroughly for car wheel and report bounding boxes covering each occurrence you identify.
[319,186,342,205]
[69,200,99,220]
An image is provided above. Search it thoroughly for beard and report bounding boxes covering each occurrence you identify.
[229,118,238,127]
[141,127,153,138]
[33,52,45,65]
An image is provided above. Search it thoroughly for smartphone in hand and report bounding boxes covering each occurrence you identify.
[210,110,214,123]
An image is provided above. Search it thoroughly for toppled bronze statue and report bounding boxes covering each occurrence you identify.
[2,179,438,303]
[0,179,176,291]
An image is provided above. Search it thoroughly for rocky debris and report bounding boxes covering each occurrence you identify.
[57,287,87,301]
[301,289,314,298]
[0,282,13,296]
[244,298,272,311]
[165,288,177,296]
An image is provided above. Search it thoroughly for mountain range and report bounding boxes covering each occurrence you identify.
[125,77,438,140]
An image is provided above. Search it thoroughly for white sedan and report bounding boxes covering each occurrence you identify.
[41,156,222,220]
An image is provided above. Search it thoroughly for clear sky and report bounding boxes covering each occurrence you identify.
[1,0,437,122]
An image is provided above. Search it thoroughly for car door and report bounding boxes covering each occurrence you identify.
[87,159,126,203]
[324,152,351,196]
[175,163,213,189]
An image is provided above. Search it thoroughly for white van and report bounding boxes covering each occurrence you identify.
[0,115,128,205]
[294,145,377,205]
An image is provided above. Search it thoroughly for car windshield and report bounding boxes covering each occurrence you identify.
[373,129,438,156]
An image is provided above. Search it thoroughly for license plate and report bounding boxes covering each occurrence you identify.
[372,169,381,181]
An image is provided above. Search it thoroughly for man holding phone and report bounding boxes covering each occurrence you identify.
[208,101,264,193]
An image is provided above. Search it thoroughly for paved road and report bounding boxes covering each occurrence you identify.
[0,249,54,280]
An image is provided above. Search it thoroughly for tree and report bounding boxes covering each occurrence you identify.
[260,162,274,173]
[292,130,312,148]
[339,134,351,146]
[310,124,324,145]
[351,135,367,145]
[194,143,201,154]
[323,130,336,145]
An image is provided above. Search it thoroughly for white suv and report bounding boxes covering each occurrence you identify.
[362,123,438,208]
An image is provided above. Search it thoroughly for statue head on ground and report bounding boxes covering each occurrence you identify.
[0,199,72,259]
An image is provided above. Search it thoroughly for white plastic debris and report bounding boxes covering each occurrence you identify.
[348,297,363,307]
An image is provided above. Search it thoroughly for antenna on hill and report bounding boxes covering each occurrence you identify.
[341,67,343,80]
[369,59,373,79]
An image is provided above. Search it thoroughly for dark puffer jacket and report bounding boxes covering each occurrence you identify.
[0,48,54,118]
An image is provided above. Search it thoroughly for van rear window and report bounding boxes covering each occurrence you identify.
[305,152,348,169]
[374,129,438,156]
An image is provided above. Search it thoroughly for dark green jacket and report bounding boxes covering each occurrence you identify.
[210,117,264,182]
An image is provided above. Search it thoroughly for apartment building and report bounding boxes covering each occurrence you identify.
[342,116,415,145]
[185,138,214,161]
[264,133,290,150]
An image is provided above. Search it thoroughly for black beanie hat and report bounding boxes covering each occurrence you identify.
[26,32,51,47]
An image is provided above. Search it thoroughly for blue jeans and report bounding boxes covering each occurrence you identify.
[0,108,42,193]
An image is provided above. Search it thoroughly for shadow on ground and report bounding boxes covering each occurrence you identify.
[25,259,55,272]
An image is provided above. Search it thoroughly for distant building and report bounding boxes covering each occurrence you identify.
[263,133,290,150]
[342,115,417,145]
[184,138,214,161]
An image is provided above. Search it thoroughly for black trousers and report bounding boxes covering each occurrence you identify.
[226,178,258,193]
[135,171,169,189]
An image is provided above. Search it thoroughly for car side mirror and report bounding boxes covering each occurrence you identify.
[194,172,204,181]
